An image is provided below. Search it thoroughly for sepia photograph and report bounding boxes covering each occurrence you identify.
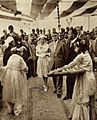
[0,0,97,120]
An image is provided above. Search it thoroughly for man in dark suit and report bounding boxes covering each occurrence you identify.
[63,28,77,100]
[49,32,68,98]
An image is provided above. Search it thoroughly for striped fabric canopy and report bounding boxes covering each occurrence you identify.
[40,0,61,18]
[0,0,16,11]
[60,0,88,17]
[30,0,47,19]
[0,0,97,21]
[74,4,97,17]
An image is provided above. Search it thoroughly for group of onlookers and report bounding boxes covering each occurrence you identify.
[0,25,97,119]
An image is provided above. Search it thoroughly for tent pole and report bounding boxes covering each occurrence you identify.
[88,15,90,31]
[57,1,61,33]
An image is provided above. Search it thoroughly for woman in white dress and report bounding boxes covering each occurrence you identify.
[36,35,50,91]
[0,47,28,116]
[50,39,96,120]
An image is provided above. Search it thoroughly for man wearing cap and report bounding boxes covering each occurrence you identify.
[49,32,68,98]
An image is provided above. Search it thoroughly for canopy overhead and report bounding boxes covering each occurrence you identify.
[60,0,88,17]
[30,0,47,19]
[40,0,61,18]
[74,4,97,17]
[0,0,16,11]
[0,0,97,21]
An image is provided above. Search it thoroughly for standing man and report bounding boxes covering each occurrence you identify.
[22,35,32,79]
[0,30,8,45]
[49,32,68,98]
[28,35,38,77]
[8,25,19,46]
[63,28,77,100]
[30,29,37,44]
[20,29,25,40]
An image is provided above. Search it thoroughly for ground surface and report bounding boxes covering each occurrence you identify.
[0,75,97,120]
[0,77,69,120]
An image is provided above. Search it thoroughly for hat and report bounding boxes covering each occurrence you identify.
[38,34,47,40]
[4,36,14,47]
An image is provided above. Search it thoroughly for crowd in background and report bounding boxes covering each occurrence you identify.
[0,25,97,119]
[0,25,97,96]
[0,25,97,91]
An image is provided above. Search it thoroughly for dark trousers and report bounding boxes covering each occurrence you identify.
[52,76,63,96]
[0,82,2,99]
[32,59,37,77]
[66,75,76,98]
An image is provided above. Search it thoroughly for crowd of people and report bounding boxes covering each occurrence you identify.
[0,24,97,119]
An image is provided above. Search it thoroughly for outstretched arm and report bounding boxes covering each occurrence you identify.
[51,53,83,73]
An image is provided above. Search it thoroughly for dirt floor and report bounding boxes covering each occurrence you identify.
[0,76,97,120]
[0,77,68,120]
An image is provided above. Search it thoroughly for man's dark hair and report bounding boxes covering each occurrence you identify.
[8,25,14,30]
[20,29,23,33]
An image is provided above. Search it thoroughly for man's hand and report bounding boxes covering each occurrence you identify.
[49,70,56,74]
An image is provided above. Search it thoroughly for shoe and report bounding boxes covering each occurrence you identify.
[63,96,70,100]
[43,85,45,88]
[44,87,47,92]
[53,90,57,94]
[57,94,62,98]
[14,109,22,116]
[68,115,72,120]
[68,118,72,120]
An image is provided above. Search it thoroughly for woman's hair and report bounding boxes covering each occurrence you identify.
[79,42,87,53]
[74,39,88,53]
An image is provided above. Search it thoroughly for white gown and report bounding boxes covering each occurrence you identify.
[65,51,96,120]
[0,54,27,112]
[36,43,50,78]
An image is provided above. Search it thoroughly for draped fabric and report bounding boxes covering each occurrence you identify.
[0,14,21,21]
[0,0,97,20]
[0,0,16,11]
[74,4,97,17]
[60,0,88,18]
[30,0,47,19]
[40,0,61,18]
